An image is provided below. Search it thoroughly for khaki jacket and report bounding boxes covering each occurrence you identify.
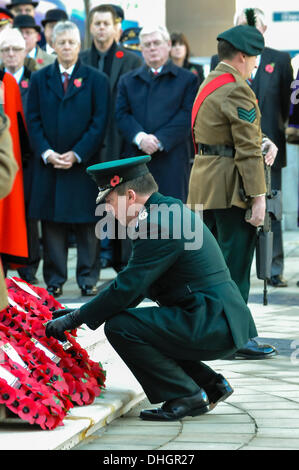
[188,62,266,210]
[35,46,56,69]
[24,47,55,72]
[0,115,17,311]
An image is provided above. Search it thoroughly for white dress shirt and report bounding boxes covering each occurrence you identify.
[42,63,81,164]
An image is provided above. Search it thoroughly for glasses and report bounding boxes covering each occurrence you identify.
[142,40,165,49]
[0,47,24,54]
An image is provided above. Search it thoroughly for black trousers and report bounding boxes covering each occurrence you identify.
[42,221,100,288]
[104,311,236,404]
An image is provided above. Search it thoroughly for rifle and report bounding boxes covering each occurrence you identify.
[245,163,282,305]
[255,164,273,305]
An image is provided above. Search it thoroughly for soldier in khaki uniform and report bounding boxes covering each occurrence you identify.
[188,25,277,359]
[0,111,18,311]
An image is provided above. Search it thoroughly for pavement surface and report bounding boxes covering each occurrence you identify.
[1,230,299,451]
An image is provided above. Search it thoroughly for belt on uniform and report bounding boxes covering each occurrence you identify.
[199,144,235,158]
[153,269,232,306]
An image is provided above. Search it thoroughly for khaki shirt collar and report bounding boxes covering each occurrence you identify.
[216,61,243,79]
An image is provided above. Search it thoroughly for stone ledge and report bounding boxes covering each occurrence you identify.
[0,325,145,450]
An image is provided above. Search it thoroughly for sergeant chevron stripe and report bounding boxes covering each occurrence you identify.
[237,107,256,123]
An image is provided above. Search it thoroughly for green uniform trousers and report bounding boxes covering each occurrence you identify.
[104,308,236,404]
[203,206,257,303]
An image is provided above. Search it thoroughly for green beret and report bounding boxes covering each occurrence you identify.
[87,155,151,204]
[217,25,264,56]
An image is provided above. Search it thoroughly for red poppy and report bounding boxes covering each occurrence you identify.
[20,80,29,88]
[115,50,124,59]
[74,78,82,88]
[110,175,120,187]
[37,58,44,64]
[265,63,275,74]
[18,397,38,424]
[0,380,17,405]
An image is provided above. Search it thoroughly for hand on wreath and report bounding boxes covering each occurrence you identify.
[51,308,76,319]
[45,309,82,342]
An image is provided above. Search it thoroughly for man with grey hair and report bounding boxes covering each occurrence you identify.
[26,20,110,298]
[116,24,198,203]
[211,7,294,289]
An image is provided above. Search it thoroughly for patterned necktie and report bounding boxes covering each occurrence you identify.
[62,72,69,93]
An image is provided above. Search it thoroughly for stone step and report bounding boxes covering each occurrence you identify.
[0,325,145,450]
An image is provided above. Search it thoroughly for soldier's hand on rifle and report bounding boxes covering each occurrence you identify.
[262,138,278,166]
[246,195,266,227]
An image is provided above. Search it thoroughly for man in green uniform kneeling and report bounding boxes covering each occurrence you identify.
[45,155,260,421]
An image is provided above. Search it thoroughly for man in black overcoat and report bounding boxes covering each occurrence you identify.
[26,21,110,298]
[80,4,142,271]
[115,24,198,204]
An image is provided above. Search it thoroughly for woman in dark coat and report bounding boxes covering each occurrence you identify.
[170,32,204,87]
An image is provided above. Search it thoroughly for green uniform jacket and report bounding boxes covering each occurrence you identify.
[188,62,266,210]
[0,115,18,311]
[80,192,257,352]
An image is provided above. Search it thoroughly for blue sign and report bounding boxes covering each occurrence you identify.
[273,11,299,22]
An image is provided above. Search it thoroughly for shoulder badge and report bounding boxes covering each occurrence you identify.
[237,106,256,123]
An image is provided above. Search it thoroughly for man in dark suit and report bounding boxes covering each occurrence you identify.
[116,25,198,204]
[45,155,261,421]
[210,8,294,288]
[80,4,142,163]
[26,21,110,298]
[80,4,142,271]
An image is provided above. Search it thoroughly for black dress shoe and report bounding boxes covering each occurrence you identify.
[99,258,113,269]
[139,389,210,421]
[47,286,63,298]
[81,285,98,296]
[204,374,234,410]
[229,339,277,360]
[267,275,288,287]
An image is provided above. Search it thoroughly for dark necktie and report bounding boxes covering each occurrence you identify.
[62,72,69,93]
[98,54,105,72]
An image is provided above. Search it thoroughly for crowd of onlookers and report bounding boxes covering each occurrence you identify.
[0,2,298,298]
[0,1,206,298]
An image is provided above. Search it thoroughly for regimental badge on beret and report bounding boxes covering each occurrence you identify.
[139,208,148,221]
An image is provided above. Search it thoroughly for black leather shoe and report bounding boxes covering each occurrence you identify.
[267,275,288,287]
[139,389,210,421]
[47,286,63,298]
[81,285,98,296]
[229,339,277,360]
[99,258,113,269]
[204,374,234,410]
